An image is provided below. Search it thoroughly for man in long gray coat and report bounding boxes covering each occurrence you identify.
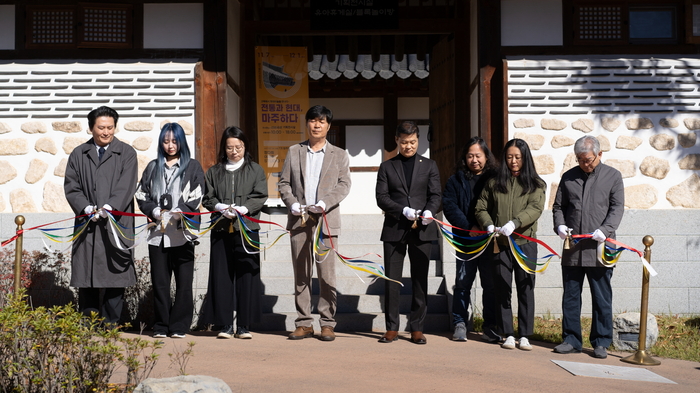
[552,135,624,359]
[64,106,138,324]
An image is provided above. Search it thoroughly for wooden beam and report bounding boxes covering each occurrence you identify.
[383,93,398,158]
[194,62,226,171]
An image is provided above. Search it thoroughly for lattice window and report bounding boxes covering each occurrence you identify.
[574,4,625,44]
[26,6,76,49]
[25,3,133,49]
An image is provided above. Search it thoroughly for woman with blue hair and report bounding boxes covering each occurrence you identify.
[136,122,204,339]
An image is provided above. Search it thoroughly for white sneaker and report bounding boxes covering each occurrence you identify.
[518,337,532,351]
[171,332,186,339]
[502,335,516,349]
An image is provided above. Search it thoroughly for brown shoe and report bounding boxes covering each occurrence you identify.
[320,326,336,341]
[288,326,314,340]
[378,330,399,343]
[410,331,427,345]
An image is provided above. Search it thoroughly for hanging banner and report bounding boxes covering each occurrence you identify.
[255,46,309,201]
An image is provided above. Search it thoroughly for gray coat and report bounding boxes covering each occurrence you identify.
[552,163,624,267]
[64,137,138,288]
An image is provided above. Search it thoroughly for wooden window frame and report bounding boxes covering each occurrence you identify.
[686,0,700,44]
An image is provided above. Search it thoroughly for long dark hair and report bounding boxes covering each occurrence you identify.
[455,136,498,179]
[493,138,544,195]
[218,126,252,169]
[149,123,191,199]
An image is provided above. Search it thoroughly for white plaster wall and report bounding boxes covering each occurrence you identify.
[0,5,14,50]
[143,3,204,49]
[501,0,563,46]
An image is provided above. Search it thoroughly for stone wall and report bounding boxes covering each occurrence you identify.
[0,60,198,213]
[507,57,700,209]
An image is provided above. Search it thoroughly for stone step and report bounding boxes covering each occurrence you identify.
[261,293,448,314]
[261,276,446,296]
[250,312,450,332]
[260,260,441,277]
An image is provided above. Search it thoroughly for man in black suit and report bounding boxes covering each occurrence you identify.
[375,121,442,345]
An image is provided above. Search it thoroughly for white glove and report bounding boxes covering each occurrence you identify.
[421,210,433,226]
[223,209,236,219]
[84,205,96,215]
[402,206,418,221]
[170,207,182,221]
[591,229,606,242]
[308,200,326,214]
[487,225,495,233]
[557,225,569,240]
[98,204,112,218]
[290,202,302,216]
[233,205,248,215]
[214,203,229,212]
[499,221,515,237]
[152,207,162,221]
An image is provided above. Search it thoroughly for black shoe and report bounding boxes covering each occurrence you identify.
[553,342,581,354]
[218,325,234,339]
[235,326,253,339]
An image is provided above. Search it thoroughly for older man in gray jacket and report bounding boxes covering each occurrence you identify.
[552,135,624,359]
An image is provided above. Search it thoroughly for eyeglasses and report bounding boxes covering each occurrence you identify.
[577,155,597,165]
[226,145,244,153]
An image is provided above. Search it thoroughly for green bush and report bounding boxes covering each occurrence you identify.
[0,290,165,393]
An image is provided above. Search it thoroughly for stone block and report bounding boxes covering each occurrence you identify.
[649,134,675,151]
[666,174,700,208]
[639,156,669,179]
[514,132,544,150]
[547,182,558,210]
[0,160,18,185]
[132,136,153,151]
[616,135,643,150]
[0,139,29,155]
[62,137,88,154]
[42,182,71,212]
[678,154,700,170]
[601,117,620,132]
[560,153,578,177]
[134,375,232,393]
[625,118,654,130]
[596,134,610,152]
[613,312,658,351]
[25,159,48,184]
[179,120,194,135]
[52,121,82,133]
[20,121,47,134]
[124,121,154,132]
[138,154,152,181]
[659,118,679,128]
[0,193,5,212]
[0,122,10,134]
[10,188,37,213]
[571,118,594,133]
[54,158,68,177]
[513,118,535,128]
[683,117,700,130]
[678,132,697,148]
[551,135,574,148]
[624,184,657,209]
[533,154,555,175]
[541,118,567,131]
[34,137,57,155]
[604,159,635,178]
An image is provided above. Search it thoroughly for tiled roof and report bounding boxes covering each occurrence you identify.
[308,54,429,80]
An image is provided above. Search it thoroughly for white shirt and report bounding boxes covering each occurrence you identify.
[305,142,326,205]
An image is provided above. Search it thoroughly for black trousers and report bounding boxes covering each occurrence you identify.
[561,265,614,350]
[383,234,431,332]
[149,242,195,334]
[202,230,261,327]
[492,241,537,338]
[78,287,125,324]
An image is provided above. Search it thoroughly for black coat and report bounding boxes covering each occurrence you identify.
[442,171,488,240]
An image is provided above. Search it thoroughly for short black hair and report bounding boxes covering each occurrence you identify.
[305,105,333,123]
[87,106,119,130]
[395,120,419,138]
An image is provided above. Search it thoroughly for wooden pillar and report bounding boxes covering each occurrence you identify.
[194,63,226,171]
[383,93,398,160]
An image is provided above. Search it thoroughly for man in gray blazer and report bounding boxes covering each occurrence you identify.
[375,121,441,345]
[552,135,624,359]
[279,105,351,341]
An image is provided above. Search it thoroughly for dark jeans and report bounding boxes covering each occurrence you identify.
[492,241,537,338]
[78,287,125,325]
[561,265,614,350]
[452,249,497,331]
[149,242,195,334]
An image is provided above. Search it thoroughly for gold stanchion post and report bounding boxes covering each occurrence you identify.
[621,235,660,366]
[13,215,25,294]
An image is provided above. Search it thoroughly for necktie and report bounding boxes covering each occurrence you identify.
[98,147,105,161]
